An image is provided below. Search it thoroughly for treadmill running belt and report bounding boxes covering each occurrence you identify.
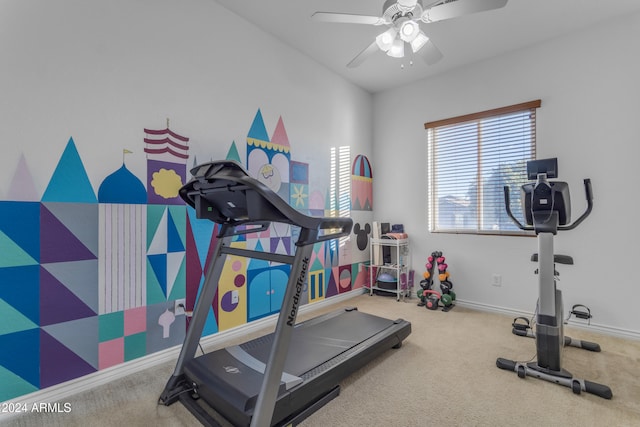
[183,308,410,426]
[239,309,395,376]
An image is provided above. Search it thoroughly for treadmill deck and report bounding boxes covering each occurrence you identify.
[183,307,411,426]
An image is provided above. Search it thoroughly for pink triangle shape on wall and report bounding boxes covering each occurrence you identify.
[270,116,290,149]
[7,154,39,201]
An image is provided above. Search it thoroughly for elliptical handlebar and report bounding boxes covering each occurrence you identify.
[558,178,593,231]
[503,178,593,232]
[503,185,533,231]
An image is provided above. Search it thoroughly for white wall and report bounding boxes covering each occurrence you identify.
[2,0,637,337]
[0,0,375,402]
[0,0,373,195]
[372,12,640,335]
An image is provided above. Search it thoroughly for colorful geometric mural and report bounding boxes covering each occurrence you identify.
[290,161,309,210]
[146,205,186,304]
[7,154,38,202]
[144,126,189,205]
[98,163,147,203]
[0,135,190,401]
[185,207,218,337]
[226,141,242,164]
[97,203,147,313]
[41,138,98,204]
[0,201,40,400]
[246,240,291,321]
[0,108,363,403]
[145,301,186,354]
[98,163,147,314]
[217,245,248,331]
[39,139,100,389]
[351,154,373,211]
[247,110,291,202]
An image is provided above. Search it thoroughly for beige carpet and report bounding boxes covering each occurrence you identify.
[3,294,639,427]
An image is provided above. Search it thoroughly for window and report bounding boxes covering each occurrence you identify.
[329,146,351,248]
[329,145,351,219]
[425,100,540,235]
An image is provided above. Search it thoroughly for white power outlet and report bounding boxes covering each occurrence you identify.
[492,274,502,287]
[174,298,186,315]
[231,290,239,304]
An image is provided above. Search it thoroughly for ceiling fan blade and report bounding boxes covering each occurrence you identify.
[311,12,384,25]
[422,0,508,23]
[416,40,443,65]
[347,41,380,68]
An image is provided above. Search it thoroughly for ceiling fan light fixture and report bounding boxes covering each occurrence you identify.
[375,27,397,51]
[399,20,420,42]
[410,31,429,53]
[386,38,405,58]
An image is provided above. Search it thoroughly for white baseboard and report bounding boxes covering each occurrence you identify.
[454,299,532,319]
[456,299,640,341]
[0,289,365,419]
[11,289,633,421]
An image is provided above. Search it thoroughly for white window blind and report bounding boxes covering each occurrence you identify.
[425,100,540,235]
[329,145,351,249]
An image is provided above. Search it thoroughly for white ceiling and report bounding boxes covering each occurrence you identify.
[214,0,640,94]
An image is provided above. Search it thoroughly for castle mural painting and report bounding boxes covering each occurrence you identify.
[0,110,373,403]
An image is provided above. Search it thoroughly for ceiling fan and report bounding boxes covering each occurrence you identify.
[311,0,508,68]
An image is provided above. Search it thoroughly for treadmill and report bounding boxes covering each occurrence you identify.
[159,160,412,427]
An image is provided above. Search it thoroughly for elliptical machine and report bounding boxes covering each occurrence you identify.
[496,158,612,399]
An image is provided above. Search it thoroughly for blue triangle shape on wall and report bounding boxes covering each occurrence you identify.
[0,298,38,336]
[247,109,269,142]
[0,230,38,268]
[148,254,167,297]
[167,209,185,253]
[0,328,40,389]
[0,365,38,401]
[0,265,40,325]
[0,201,40,261]
[42,137,97,203]
[226,141,242,163]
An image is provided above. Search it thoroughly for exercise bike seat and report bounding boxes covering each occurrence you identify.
[530,253,574,265]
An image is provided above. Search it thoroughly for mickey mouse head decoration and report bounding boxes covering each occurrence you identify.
[353,223,371,251]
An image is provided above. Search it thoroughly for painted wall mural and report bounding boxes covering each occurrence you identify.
[351,154,373,211]
[144,126,190,205]
[349,153,375,290]
[0,110,372,403]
